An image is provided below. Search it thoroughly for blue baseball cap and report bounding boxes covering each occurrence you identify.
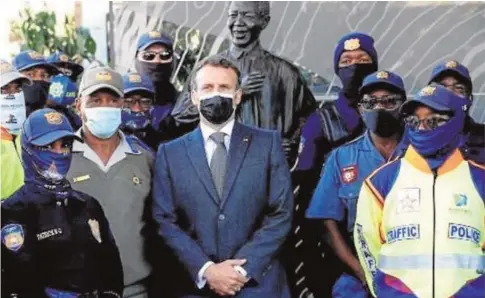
[48,75,78,106]
[334,32,378,73]
[122,72,155,95]
[47,51,84,78]
[360,70,406,95]
[400,84,469,116]
[22,108,82,146]
[12,50,59,74]
[428,60,472,90]
[136,31,173,52]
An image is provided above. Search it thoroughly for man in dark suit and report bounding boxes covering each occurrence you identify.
[153,55,293,297]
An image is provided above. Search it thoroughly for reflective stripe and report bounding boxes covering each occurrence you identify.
[378,254,485,270]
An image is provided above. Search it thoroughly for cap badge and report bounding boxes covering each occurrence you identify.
[59,54,69,62]
[95,71,112,81]
[28,51,43,60]
[128,74,142,83]
[148,31,161,38]
[376,71,389,80]
[49,82,64,98]
[419,86,436,96]
[0,62,13,73]
[44,111,64,125]
[445,60,457,69]
[344,38,361,51]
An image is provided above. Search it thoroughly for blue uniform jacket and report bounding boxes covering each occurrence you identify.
[306,130,408,238]
[1,184,123,297]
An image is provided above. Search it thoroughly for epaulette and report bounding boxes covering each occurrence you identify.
[125,135,154,157]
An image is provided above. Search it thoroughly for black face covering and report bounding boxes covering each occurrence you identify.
[134,60,172,83]
[199,94,234,125]
[23,81,50,116]
[338,63,377,100]
[362,108,401,138]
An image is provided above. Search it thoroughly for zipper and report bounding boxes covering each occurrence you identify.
[431,170,437,298]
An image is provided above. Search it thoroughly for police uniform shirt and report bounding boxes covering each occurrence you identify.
[67,129,154,286]
[306,130,408,237]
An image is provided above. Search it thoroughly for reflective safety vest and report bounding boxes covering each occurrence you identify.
[354,146,485,298]
[1,126,24,200]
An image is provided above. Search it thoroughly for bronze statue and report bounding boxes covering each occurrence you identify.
[171,1,316,164]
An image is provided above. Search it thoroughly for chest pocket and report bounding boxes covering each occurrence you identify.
[338,184,360,234]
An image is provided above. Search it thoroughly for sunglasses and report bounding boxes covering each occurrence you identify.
[124,97,153,108]
[360,94,405,110]
[138,50,173,62]
[404,114,451,131]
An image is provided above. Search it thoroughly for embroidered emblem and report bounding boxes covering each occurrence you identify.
[2,224,24,251]
[419,86,436,96]
[59,54,69,62]
[44,111,63,125]
[344,38,361,51]
[376,71,389,80]
[88,219,102,243]
[341,165,358,184]
[133,176,140,185]
[49,81,64,98]
[148,31,161,38]
[128,74,142,83]
[445,60,458,68]
[453,193,467,207]
[95,71,112,81]
[397,188,420,214]
[28,51,43,60]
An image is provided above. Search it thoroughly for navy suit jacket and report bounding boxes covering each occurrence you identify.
[153,122,293,297]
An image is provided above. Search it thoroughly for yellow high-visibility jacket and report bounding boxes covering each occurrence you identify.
[1,126,24,200]
[354,146,485,298]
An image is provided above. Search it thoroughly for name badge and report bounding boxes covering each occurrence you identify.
[73,175,90,183]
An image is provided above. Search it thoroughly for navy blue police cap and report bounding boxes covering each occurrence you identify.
[428,60,472,91]
[122,72,155,96]
[22,108,82,146]
[136,31,173,52]
[12,50,59,75]
[47,51,84,77]
[360,70,406,96]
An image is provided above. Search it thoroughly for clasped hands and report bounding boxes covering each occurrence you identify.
[203,259,249,296]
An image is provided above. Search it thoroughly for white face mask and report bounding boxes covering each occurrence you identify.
[83,107,122,139]
[1,92,26,135]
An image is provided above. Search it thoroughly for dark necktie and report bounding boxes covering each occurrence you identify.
[210,132,227,199]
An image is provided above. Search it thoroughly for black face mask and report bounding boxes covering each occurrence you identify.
[134,60,172,83]
[362,108,401,138]
[199,94,234,125]
[338,63,377,100]
[23,81,50,116]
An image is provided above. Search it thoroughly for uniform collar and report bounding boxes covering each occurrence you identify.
[73,128,136,155]
[200,118,235,144]
[361,129,409,161]
[0,126,13,141]
[404,145,464,175]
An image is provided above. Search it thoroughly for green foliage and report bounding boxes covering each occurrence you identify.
[10,8,96,60]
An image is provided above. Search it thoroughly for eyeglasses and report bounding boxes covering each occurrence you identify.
[138,50,173,62]
[124,97,152,109]
[59,67,73,77]
[360,94,404,110]
[404,114,451,130]
[440,82,469,97]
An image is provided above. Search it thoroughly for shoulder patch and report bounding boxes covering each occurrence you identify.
[2,224,24,251]
[125,135,155,158]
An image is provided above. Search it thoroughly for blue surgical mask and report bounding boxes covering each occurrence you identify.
[121,109,151,131]
[84,107,121,139]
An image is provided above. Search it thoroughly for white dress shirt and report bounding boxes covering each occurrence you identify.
[196,119,247,288]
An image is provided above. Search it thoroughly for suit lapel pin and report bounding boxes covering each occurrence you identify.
[243,137,249,143]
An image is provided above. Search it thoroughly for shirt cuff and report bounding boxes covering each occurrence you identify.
[196,261,215,289]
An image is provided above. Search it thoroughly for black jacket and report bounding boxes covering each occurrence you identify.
[1,184,123,297]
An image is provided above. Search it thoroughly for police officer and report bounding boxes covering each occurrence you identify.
[0,60,32,200]
[428,60,484,164]
[1,108,123,297]
[120,72,162,150]
[47,51,85,82]
[47,74,82,130]
[134,31,178,139]
[12,50,59,116]
[292,32,378,297]
[306,71,409,298]
[354,85,483,298]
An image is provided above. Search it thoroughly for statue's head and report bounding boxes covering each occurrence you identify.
[227,1,270,48]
